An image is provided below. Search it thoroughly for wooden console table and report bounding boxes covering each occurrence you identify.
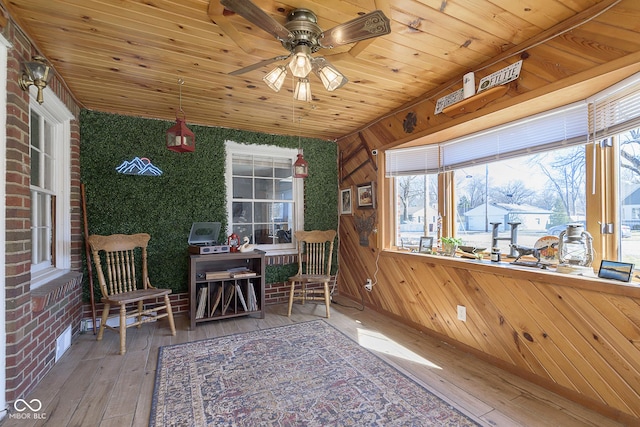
[188,250,265,330]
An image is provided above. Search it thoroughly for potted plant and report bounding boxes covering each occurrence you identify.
[440,236,462,256]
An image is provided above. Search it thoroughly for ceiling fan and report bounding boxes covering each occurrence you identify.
[220,0,391,98]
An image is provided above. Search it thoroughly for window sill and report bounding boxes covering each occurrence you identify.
[385,249,640,297]
[263,248,297,257]
[31,271,83,313]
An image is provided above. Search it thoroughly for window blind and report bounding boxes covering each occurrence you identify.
[587,72,640,140]
[385,144,440,176]
[441,102,588,170]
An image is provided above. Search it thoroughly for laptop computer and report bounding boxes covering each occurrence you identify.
[188,222,221,246]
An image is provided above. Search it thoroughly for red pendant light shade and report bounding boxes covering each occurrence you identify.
[293,149,309,178]
[166,78,195,153]
[166,114,195,153]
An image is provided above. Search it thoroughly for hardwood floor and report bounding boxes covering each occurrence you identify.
[0,298,625,427]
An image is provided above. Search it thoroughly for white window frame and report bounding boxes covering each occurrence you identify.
[29,86,73,288]
[0,33,11,420]
[225,140,304,255]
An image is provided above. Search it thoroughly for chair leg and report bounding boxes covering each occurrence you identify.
[287,280,296,317]
[137,301,143,328]
[164,295,176,336]
[97,303,110,341]
[119,304,127,355]
[323,281,331,318]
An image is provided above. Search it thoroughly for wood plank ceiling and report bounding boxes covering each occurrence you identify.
[2,0,628,140]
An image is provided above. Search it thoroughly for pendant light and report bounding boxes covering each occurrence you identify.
[166,78,195,153]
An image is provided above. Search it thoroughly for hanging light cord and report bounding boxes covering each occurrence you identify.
[178,77,185,115]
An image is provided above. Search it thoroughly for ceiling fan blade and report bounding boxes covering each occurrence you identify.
[220,0,292,43]
[229,54,291,75]
[318,10,391,48]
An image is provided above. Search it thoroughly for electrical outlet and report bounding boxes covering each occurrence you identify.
[457,305,466,322]
[364,278,373,292]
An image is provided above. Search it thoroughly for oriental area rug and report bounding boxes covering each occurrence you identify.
[150,320,481,426]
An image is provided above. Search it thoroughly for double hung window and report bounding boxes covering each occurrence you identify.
[226,141,303,253]
[29,93,73,286]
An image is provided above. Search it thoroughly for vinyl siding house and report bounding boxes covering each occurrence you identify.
[462,203,552,232]
[621,184,640,230]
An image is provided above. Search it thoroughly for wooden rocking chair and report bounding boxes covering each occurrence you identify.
[287,230,336,318]
[87,233,176,355]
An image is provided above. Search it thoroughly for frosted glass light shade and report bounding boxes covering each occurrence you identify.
[316,61,347,91]
[289,45,312,78]
[263,66,287,92]
[294,78,312,102]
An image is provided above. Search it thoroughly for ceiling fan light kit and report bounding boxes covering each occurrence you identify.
[221,0,390,101]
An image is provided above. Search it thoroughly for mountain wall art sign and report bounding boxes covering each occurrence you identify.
[116,157,163,176]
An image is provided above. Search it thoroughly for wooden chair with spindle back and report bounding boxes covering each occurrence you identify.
[287,230,337,318]
[87,233,176,355]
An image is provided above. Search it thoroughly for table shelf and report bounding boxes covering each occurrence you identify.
[189,250,265,329]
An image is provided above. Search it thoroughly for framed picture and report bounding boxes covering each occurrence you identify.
[597,260,634,282]
[419,236,433,254]
[340,188,352,215]
[357,182,376,209]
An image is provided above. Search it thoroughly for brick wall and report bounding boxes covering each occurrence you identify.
[3,17,83,402]
[82,282,294,323]
[80,252,335,326]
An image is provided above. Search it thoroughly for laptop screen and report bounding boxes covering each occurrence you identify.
[188,222,221,246]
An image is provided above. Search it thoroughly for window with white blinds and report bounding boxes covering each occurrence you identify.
[385,102,588,176]
[385,144,440,176]
[441,102,588,170]
[386,73,640,176]
[588,72,640,140]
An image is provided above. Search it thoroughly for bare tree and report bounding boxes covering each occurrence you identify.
[491,180,535,204]
[529,146,585,218]
[396,176,423,222]
[620,129,640,181]
[458,175,487,209]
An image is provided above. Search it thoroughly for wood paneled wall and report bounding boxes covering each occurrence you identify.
[339,252,640,423]
[336,3,640,423]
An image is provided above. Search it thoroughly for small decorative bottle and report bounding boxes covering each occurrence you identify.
[491,247,501,262]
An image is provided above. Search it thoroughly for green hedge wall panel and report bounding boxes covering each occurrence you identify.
[80,110,338,300]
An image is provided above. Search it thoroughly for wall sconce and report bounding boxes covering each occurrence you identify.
[166,78,195,153]
[18,56,52,105]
